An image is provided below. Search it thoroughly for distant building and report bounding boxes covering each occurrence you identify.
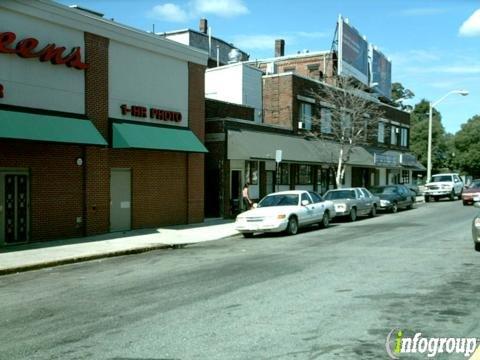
[161,18,249,68]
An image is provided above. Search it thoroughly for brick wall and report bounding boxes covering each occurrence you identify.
[206,99,254,121]
[187,62,206,223]
[263,75,293,129]
[110,150,188,227]
[256,53,336,84]
[84,32,110,236]
[0,141,84,241]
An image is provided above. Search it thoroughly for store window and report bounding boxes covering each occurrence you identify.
[278,163,290,185]
[245,161,258,185]
[296,164,313,185]
[321,108,332,134]
[299,102,312,130]
[378,122,385,143]
[402,170,410,184]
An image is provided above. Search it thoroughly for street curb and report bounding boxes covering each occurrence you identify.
[0,233,239,276]
[0,243,171,276]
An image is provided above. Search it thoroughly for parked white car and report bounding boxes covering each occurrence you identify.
[424,173,464,202]
[235,190,336,238]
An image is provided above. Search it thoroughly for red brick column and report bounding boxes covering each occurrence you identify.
[84,32,110,235]
[187,62,206,223]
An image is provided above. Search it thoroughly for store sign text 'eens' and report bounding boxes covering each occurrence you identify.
[0,32,88,70]
[121,105,182,122]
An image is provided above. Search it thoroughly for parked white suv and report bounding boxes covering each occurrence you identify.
[424,173,464,202]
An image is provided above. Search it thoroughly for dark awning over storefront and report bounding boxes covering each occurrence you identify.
[112,122,208,153]
[0,109,107,145]
[227,129,374,166]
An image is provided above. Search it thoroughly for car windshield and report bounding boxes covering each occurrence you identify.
[257,194,299,207]
[324,190,356,200]
[370,186,397,194]
[431,175,452,182]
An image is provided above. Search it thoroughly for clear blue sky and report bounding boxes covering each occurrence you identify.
[57,0,479,134]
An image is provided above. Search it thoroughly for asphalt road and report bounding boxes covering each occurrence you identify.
[1,199,479,360]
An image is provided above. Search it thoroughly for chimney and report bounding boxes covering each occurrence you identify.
[275,39,285,57]
[199,18,208,34]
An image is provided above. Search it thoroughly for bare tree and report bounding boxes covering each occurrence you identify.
[308,76,385,188]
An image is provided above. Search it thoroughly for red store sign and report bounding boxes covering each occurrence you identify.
[0,31,88,70]
[121,104,182,122]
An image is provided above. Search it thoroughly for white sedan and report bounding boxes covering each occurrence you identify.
[235,190,336,238]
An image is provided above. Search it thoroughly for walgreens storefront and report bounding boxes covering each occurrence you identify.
[0,0,208,245]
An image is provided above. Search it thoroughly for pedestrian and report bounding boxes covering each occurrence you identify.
[242,183,252,211]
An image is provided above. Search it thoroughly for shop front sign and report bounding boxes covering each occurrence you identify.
[0,31,88,70]
[120,104,182,123]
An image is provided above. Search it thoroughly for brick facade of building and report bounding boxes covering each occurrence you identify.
[0,4,207,245]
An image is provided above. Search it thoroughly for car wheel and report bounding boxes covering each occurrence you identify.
[349,207,357,222]
[369,205,377,217]
[458,191,463,200]
[434,196,440,202]
[320,211,330,228]
[391,202,398,213]
[286,216,298,235]
[449,190,455,201]
[463,201,468,206]
[475,243,480,252]
[242,232,254,238]
[425,195,430,203]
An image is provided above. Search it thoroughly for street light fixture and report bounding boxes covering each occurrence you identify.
[427,89,469,181]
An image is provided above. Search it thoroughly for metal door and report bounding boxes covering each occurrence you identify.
[2,174,28,244]
[110,169,131,232]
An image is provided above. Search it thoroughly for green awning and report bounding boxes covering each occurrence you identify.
[0,109,107,145]
[112,122,208,153]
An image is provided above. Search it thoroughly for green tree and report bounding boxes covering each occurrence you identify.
[409,99,448,172]
[391,82,415,111]
[454,115,480,177]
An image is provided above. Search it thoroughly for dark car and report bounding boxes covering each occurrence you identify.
[462,180,480,206]
[369,185,415,213]
[473,202,480,251]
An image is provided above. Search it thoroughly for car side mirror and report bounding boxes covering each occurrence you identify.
[252,203,258,209]
[301,200,310,206]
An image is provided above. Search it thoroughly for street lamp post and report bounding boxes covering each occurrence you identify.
[427,89,469,181]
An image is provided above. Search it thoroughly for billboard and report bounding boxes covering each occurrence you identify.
[370,46,392,99]
[337,17,369,85]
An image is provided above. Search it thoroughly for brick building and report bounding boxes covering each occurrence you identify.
[204,41,424,218]
[0,0,208,246]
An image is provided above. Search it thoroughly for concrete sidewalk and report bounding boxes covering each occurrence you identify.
[0,218,239,276]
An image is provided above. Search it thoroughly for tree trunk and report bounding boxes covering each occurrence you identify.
[336,148,343,188]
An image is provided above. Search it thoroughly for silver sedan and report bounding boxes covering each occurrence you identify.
[323,187,380,222]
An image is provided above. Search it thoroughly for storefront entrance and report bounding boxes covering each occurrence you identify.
[110,169,131,232]
[0,171,29,244]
